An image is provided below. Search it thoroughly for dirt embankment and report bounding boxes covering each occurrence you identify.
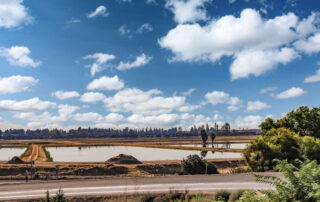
[0,158,245,180]
[21,145,47,162]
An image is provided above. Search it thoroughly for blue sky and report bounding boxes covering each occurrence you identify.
[0,0,320,130]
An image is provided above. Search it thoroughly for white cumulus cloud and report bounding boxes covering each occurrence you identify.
[117,53,152,71]
[247,101,270,112]
[83,53,115,76]
[159,9,320,80]
[165,0,210,24]
[260,87,277,94]
[0,0,32,28]
[235,115,264,128]
[0,98,56,112]
[0,75,38,94]
[87,75,124,91]
[80,92,106,103]
[104,88,199,115]
[294,33,320,54]
[15,104,78,129]
[275,87,306,99]
[205,91,242,111]
[304,69,320,83]
[52,91,80,100]
[74,112,103,122]
[0,46,41,67]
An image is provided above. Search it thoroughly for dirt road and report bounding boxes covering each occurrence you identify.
[21,145,47,162]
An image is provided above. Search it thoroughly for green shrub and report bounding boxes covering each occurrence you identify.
[229,167,250,174]
[52,188,69,202]
[20,145,30,158]
[236,191,263,202]
[42,146,53,162]
[228,190,248,202]
[243,128,301,171]
[140,194,154,202]
[181,154,218,174]
[43,188,69,202]
[188,193,212,202]
[215,190,231,202]
[300,136,320,163]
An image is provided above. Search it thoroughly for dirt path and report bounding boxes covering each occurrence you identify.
[21,145,47,162]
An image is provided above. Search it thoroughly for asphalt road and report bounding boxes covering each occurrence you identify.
[0,174,277,200]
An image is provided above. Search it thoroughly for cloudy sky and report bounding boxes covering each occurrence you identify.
[0,0,319,130]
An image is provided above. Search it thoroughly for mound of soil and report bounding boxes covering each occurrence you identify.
[106,154,142,164]
[8,156,24,164]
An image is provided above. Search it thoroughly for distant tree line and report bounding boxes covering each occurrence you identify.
[0,123,259,140]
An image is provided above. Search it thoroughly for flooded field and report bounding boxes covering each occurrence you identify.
[173,143,247,149]
[46,146,243,162]
[0,148,26,161]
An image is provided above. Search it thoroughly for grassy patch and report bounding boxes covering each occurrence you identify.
[42,146,53,162]
[20,145,30,158]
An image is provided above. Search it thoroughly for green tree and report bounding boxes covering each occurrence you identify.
[260,106,320,138]
[300,136,320,163]
[200,129,208,147]
[243,128,301,171]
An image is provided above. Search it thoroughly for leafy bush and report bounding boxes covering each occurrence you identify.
[243,128,301,171]
[228,190,248,202]
[181,154,218,174]
[140,194,154,202]
[300,136,320,163]
[254,159,320,202]
[236,190,265,202]
[42,188,69,202]
[215,190,231,202]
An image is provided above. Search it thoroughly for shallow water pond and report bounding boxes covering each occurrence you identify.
[0,148,26,161]
[173,143,247,149]
[46,146,242,162]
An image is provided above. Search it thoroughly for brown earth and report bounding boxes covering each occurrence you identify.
[0,158,245,180]
[21,145,47,162]
[8,156,24,164]
[107,154,142,164]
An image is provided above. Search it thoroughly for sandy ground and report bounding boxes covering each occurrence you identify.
[21,145,47,162]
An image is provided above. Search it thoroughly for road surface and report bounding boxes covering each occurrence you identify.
[0,174,277,200]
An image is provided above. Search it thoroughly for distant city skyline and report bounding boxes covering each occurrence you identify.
[0,0,319,130]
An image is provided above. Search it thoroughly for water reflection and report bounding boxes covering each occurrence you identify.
[200,150,208,158]
[0,148,26,161]
[174,143,247,149]
[46,146,242,162]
